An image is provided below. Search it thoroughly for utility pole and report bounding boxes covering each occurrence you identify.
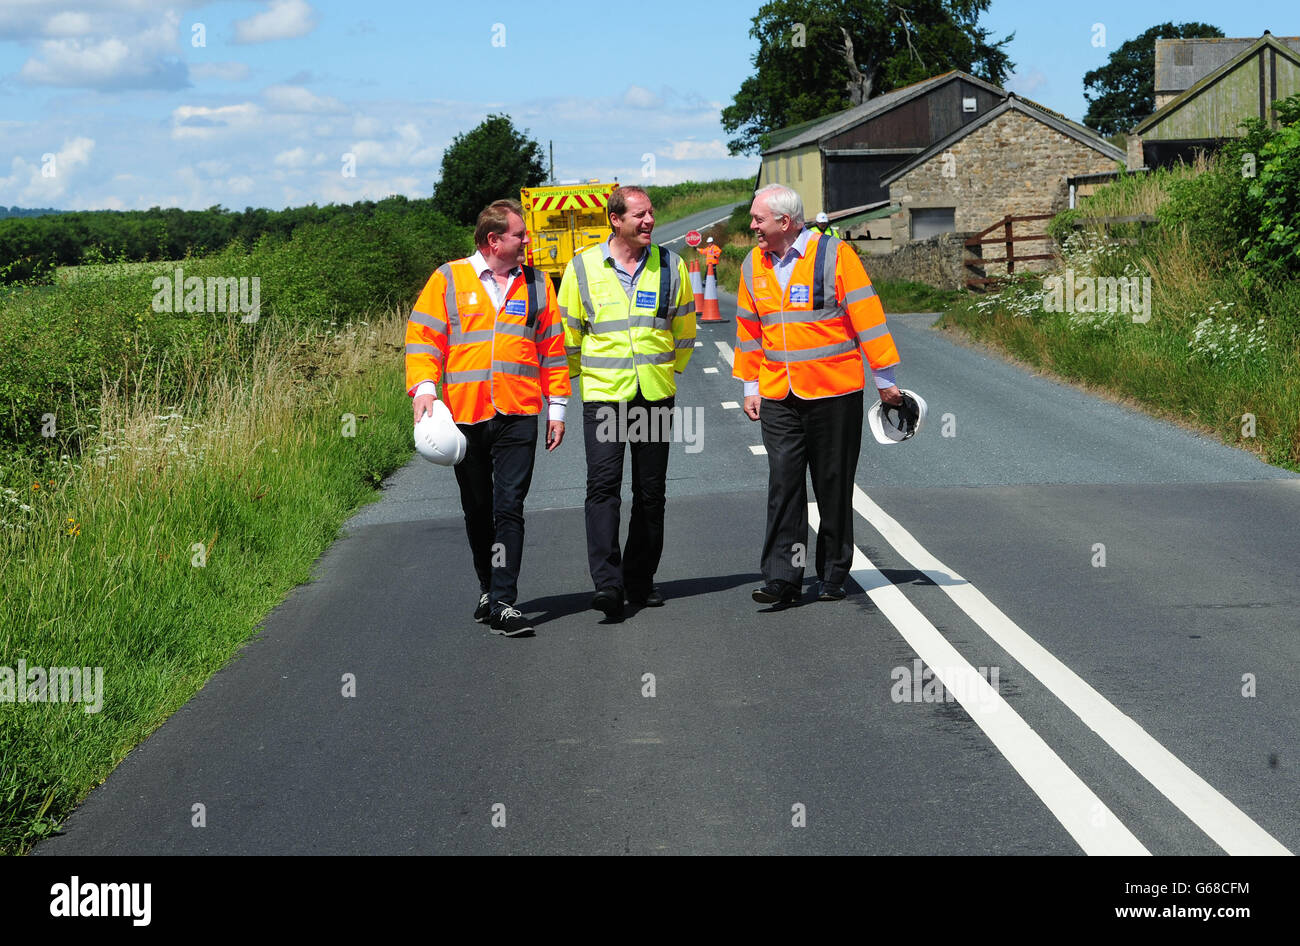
[549,140,555,185]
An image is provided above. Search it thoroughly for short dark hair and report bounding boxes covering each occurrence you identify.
[607,185,650,226]
[474,199,523,248]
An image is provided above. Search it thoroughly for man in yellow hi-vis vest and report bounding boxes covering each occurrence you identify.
[558,186,696,619]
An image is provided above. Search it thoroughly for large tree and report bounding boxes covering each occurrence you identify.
[1082,22,1224,136]
[432,114,546,225]
[721,0,1014,155]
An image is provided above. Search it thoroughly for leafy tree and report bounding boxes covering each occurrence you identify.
[721,0,1014,155]
[1082,22,1223,136]
[431,114,546,225]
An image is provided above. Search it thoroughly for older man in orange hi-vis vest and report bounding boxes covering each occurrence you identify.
[406,199,571,638]
[733,183,904,607]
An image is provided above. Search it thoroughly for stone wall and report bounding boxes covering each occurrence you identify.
[857,231,976,291]
[888,107,1119,272]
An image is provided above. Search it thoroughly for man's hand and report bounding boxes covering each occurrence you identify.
[546,420,565,451]
[413,393,436,423]
[743,395,761,421]
[878,385,903,406]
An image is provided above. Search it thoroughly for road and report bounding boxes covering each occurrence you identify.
[36,297,1300,855]
[654,201,744,247]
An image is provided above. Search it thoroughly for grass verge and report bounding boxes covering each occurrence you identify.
[0,308,416,854]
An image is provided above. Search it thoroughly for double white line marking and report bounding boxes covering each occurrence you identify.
[710,337,1290,855]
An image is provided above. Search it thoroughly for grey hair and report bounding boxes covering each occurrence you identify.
[754,183,804,227]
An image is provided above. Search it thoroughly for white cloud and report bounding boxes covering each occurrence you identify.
[233,0,317,44]
[661,139,729,160]
[264,84,346,113]
[43,12,92,37]
[0,136,95,204]
[274,147,309,168]
[622,85,663,109]
[226,176,255,194]
[191,62,252,82]
[171,103,261,139]
[18,11,187,91]
[1006,68,1048,97]
[348,123,439,169]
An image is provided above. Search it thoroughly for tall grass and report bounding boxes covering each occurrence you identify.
[0,307,415,854]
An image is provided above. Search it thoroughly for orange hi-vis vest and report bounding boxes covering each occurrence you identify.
[704,244,722,267]
[405,259,570,425]
[733,233,899,400]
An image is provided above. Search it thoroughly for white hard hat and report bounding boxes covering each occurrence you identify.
[815,212,829,224]
[868,389,928,445]
[414,399,467,465]
[706,237,714,243]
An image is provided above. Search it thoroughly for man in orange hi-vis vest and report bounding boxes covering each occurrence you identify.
[733,183,904,607]
[703,237,722,271]
[406,199,570,638]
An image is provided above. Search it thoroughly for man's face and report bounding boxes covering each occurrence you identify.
[490,212,528,265]
[611,192,654,248]
[750,196,790,252]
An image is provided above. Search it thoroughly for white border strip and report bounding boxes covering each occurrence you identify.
[853,485,1292,856]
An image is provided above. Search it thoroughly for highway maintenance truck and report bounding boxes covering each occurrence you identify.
[520,180,618,282]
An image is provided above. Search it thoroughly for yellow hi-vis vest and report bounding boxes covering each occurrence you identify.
[559,243,696,402]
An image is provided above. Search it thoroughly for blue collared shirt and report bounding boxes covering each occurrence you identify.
[599,237,648,300]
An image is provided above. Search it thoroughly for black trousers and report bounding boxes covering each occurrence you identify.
[582,392,674,596]
[452,412,538,606]
[759,389,863,588]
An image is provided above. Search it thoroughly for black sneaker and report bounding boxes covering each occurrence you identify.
[592,587,625,619]
[474,592,491,623]
[489,605,534,637]
[817,581,846,601]
[627,586,664,607]
[752,580,800,605]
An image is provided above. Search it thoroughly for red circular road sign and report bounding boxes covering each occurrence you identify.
[685,230,702,247]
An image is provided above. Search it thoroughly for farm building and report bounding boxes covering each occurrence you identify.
[1129,32,1300,169]
[880,96,1123,251]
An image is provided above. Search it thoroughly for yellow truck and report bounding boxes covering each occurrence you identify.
[520,180,619,282]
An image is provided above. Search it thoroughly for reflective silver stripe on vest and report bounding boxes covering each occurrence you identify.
[760,307,841,327]
[764,339,857,363]
[573,253,596,321]
[740,250,755,301]
[405,343,440,354]
[492,321,534,340]
[635,350,675,366]
[539,354,567,368]
[535,320,565,341]
[448,328,495,345]
[439,262,457,333]
[590,318,631,334]
[843,285,877,306]
[493,361,539,378]
[661,248,681,322]
[628,314,664,330]
[674,337,696,349]
[737,337,762,353]
[857,323,891,345]
[444,369,491,383]
[582,354,635,370]
[408,309,444,331]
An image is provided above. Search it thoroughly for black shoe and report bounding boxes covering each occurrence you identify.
[627,586,664,607]
[489,605,534,637]
[474,592,491,623]
[817,581,846,601]
[752,580,800,605]
[592,587,625,619]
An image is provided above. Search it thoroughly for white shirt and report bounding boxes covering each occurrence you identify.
[415,251,566,421]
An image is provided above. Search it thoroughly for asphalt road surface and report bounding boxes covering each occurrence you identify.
[37,297,1300,855]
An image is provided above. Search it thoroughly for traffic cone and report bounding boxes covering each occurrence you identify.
[689,260,704,316]
[700,263,727,323]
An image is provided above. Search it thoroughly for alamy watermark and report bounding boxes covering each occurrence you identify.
[891,659,1000,710]
[1041,270,1151,323]
[152,267,260,322]
[1,661,103,713]
[591,402,703,453]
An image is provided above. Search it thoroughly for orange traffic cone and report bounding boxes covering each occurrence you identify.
[689,260,704,316]
[700,263,726,323]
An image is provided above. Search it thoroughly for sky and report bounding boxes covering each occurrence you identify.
[0,0,1293,212]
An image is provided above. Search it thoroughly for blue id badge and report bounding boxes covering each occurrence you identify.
[790,285,810,304]
[504,299,527,316]
[635,290,657,308]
